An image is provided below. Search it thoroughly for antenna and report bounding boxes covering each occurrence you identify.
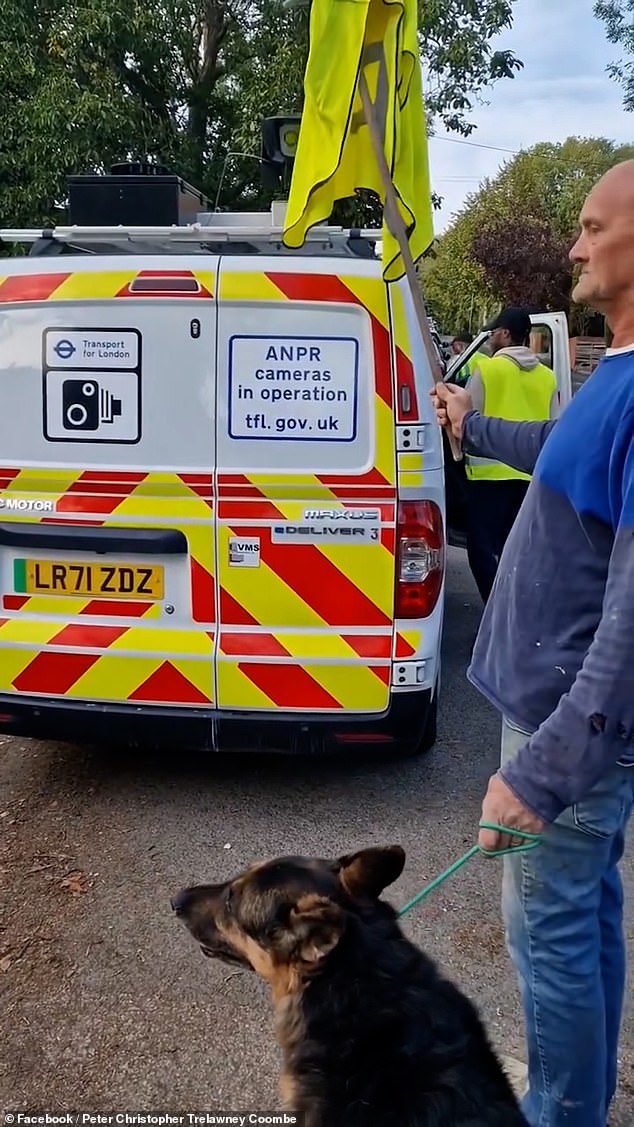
[213,152,267,212]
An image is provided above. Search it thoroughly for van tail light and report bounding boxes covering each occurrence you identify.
[395,501,444,618]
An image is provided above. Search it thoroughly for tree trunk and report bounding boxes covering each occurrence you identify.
[188,0,228,186]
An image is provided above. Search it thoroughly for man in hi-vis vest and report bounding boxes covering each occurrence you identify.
[449,332,489,387]
[464,307,559,602]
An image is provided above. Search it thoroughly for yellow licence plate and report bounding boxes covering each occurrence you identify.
[15,558,164,600]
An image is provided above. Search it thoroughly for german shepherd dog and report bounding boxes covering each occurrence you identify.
[172,846,527,1126]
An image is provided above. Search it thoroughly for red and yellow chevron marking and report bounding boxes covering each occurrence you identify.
[219,592,411,656]
[0,470,215,627]
[1,649,213,705]
[389,285,419,423]
[0,617,215,654]
[215,514,415,708]
[220,522,393,628]
[126,660,212,704]
[216,470,394,500]
[216,649,389,707]
[215,480,396,710]
[0,464,216,705]
[217,499,395,523]
[0,468,20,490]
[395,632,419,658]
[316,467,393,498]
[0,467,213,503]
[0,269,215,304]
[219,630,392,659]
[213,422,401,710]
[0,616,215,704]
[2,594,161,619]
[217,656,389,712]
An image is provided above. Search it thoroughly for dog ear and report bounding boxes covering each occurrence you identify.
[337,845,405,900]
[280,893,344,964]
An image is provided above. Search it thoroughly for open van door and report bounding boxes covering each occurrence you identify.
[444,311,571,404]
[527,311,572,409]
[444,310,571,546]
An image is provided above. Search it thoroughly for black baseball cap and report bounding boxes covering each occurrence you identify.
[484,307,532,342]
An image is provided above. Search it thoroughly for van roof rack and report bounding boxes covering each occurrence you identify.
[0,205,382,260]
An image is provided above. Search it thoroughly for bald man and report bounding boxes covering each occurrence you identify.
[432,161,634,1127]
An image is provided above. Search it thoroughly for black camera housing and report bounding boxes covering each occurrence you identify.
[62,379,100,430]
[61,379,122,430]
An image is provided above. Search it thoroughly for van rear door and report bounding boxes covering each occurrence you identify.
[0,261,218,710]
[213,259,398,716]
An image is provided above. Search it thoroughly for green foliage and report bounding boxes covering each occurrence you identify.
[425,136,634,332]
[422,206,496,334]
[0,0,523,228]
[595,0,634,111]
[419,0,521,135]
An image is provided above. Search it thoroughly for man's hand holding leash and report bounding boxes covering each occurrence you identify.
[479,776,545,853]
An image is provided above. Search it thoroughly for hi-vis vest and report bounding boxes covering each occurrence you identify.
[454,350,487,388]
[466,354,556,482]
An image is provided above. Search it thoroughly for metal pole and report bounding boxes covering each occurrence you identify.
[358,70,462,460]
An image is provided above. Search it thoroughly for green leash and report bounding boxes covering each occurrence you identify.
[397,823,542,918]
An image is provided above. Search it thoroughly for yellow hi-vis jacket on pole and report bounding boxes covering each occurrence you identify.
[465,351,558,482]
[281,0,434,283]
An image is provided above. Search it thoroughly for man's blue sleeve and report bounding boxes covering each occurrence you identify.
[501,436,634,822]
[462,412,557,476]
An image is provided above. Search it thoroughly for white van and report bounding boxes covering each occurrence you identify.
[0,172,571,757]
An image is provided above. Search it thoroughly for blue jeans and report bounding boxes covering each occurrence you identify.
[501,718,634,1127]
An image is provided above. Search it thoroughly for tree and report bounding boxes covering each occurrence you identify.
[0,0,523,229]
[595,1,634,111]
[422,205,496,334]
[418,0,522,136]
[424,136,634,333]
[471,216,571,310]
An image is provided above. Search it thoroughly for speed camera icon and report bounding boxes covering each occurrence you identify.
[61,379,122,431]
